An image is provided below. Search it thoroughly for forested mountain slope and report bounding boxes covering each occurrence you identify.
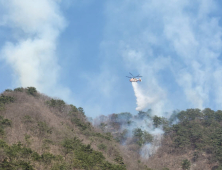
[1,87,222,170]
[0,87,146,170]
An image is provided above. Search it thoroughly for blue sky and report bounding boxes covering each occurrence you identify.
[1,0,222,117]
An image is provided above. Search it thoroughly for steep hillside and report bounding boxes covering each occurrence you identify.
[0,87,147,170]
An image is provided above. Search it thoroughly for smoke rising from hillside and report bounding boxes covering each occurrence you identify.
[94,111,165,160]
[140,133,163,159]
[0,0,70,99]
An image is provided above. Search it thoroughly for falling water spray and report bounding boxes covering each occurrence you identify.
[131,82,156,111]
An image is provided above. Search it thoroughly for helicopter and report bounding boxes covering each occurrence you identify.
[126,73,142,82]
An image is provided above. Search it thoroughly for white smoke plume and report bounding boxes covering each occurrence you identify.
[132,82,157,111]
[94,111,165,160]
[140,133,163,160]
[0,0,70,99]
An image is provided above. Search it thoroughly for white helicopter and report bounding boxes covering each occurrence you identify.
[126,73,142,82]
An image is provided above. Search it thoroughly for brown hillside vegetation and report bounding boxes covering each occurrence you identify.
[0,87,147,170]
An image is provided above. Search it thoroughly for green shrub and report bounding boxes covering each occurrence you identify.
[98,143,107,151]
[26,87,37,96]
[92,132,112,141]
[62,137,81,156]
[42,139,53,151]
[0,103,4,111]
[137,111,150,119]
[43,138,53,144]
[0,117,11,127]
[37,121,53,139]
[20,147,32,158]
[181,159,191,170]
[115,130,128,143]
[101,162,126,170]
[52,162,70,170]
[0,95,14,104]
[192,151,198,162]
[0,158,14,170]
[71,118,88,131]
[106,132,112,138]
[5,142,23,158]
[0,139,7,148]
[41,152,55,164]
[133,128,153,146]
[14,87,24,92]
[31,152,41,161]
[114,155,124,165]
[24,134,31,146]
[23,115,33,123]
[70,104,78,112]
[215,110,222,122]
[78,107,85,116]
[5,89,12,92]
[143,131,153,143]
[0,117,12,137]
[17,160,34,170]
[73,146,105,169]
[153,116,162,128]
[46,99,66,112]
[99,123,107,131]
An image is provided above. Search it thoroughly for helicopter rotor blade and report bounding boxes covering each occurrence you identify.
[127,73,142,78]
[129,72,134,77]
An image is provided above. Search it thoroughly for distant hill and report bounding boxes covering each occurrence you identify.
[0,87,147,170]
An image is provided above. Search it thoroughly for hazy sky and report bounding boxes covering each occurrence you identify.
[1,0,222,117]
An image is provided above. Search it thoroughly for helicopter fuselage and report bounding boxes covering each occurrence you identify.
[129,78,142,82]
